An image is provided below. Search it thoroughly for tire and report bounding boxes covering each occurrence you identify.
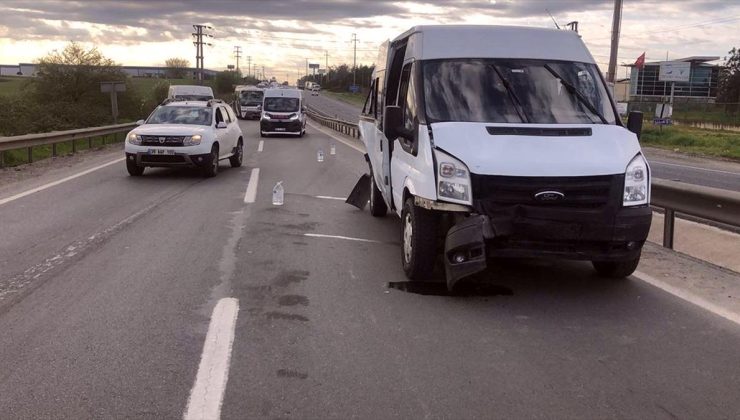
[592,253,641,278]
[260,131,266,138]
[369,171,387,217]
[126,159,144,176]
[298,130,304,138]
[229,139,243,168]
[202,146,219,178]
[401,197,438,280]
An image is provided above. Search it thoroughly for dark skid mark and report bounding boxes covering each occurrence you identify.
[266,311,309,322]
[273,270,310,287]
[281,222,319,231]
[292,241,308,246]
[277,369,308,380]
[278,294,309,306]
[387,281,513,297]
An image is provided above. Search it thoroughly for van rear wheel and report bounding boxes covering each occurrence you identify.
[592,253,641,278]
[401,197,438,281]
[369,171,387,217]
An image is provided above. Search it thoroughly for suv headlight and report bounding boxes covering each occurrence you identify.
[435,149,472,205]
[183,134,202,146]
[623,153,649,206]
[127,133,142,145]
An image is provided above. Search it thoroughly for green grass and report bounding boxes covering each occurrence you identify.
[323,90,367,108]
[1,132,125,167]
[640,124,740,160]
[0,76,28,96]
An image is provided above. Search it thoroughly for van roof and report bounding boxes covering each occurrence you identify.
[393,25,595,64]
[263,88,302,98]
[169,85,214,93]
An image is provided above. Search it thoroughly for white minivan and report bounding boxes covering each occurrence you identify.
[355,25,651,290]
[168,85,214,101]
[260,88,306,137]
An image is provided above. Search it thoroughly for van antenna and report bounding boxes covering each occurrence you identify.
[546,9,561,29]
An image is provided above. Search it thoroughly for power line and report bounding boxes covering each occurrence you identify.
[192,24,213,83]
[233,45,242,73]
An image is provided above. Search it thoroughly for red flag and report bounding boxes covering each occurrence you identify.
[634,52,646,70]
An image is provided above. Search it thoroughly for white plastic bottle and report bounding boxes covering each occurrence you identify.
[272,181,284,205]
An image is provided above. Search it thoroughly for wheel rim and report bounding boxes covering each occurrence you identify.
[237,144,243,163]
[403,213,413,264]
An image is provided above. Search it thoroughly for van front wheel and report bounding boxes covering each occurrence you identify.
[401,197,438,280]
[592,254,641,278]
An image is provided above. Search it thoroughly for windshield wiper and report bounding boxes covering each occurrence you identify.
[489,64,529,123]
[543,64,608,124]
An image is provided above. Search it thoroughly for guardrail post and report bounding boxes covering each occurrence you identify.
[663,209,675,249]
[27,147,33,163]
[52,143,57,157]
[72,139,77,154]
[88,137,93,149]
[0,151,4,168]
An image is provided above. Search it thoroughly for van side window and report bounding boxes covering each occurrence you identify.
[399,63,416,133]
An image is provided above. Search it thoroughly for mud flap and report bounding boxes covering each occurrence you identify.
[444,215,495,291]
[346,173,371,210]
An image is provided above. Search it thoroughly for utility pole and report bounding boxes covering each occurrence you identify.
[305,58,308,79]
[606,0,623,83]
[192,24,213,84]
[350,33,359,86]
[262,65,265,80]
[325,51,329,69]
[233,46,242,74]
[247,56,251,77]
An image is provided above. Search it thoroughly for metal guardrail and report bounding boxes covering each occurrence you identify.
[0,123,136,167]
[651,179,740,249]
[305,105,360,139]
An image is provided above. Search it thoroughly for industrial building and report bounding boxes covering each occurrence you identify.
[627,56,720,101]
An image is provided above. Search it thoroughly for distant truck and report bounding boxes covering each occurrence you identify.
[234,85,264,119]
[167,85,214,101]
[354,25,651,290]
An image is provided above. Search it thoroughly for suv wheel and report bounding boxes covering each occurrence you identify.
[126,159,144,176]
[369,170,387,217]
[401,197,438,280]
[592,253,641,278]
[230,139,243,167]
[202,146,219,178]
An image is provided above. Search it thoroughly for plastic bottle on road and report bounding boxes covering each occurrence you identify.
[330,144,336,155]
[272,181,284,206]
[317,149,324,162]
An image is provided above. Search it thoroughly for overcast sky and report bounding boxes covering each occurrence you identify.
[1,0,739,80]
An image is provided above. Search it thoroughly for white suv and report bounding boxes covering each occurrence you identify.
[125,100,243,177]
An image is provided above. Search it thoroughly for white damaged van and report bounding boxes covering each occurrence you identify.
[354,25,651,290]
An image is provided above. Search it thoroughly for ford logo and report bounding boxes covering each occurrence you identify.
[534,190,565,202]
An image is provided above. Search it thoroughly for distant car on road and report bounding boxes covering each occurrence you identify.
[260,88,306,137]
[167,85,214,101]
[311,86,320,96]
[124,99,243,177]
[234,85,263,119]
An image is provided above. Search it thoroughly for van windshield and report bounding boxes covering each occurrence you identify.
[423,59,617,124]
[264,97,299,112]
[146,106,212,125]
[240,91,263,106]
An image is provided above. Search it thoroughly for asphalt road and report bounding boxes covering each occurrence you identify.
[305,93,740,192]
[1,119,740,419]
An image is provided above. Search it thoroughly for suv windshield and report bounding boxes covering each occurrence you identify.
[264,97,299,112]
[240,91,263,106]
[146,106,212,125]
[423,59,617,124]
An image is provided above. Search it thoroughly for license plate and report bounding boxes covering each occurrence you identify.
[275,128,286,131]
[147,149,175,155]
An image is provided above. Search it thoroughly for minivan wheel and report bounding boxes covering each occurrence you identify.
[592,253,641,278]
[230,140,243,167]
[401,197,438,280]
[369,171,387,217]
[202,146,219,178]
[126,159,144,176]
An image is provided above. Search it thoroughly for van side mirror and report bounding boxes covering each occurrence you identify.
[627,111,643,139]
[302,106,307,112]
[385,106,403,139]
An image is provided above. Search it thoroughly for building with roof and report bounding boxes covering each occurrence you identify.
[627,56,720,101]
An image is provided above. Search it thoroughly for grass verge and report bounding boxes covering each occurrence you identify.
[640,124,740,161]
[323,90,367,109]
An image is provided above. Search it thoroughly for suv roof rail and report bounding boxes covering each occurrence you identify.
[206,98,224,107]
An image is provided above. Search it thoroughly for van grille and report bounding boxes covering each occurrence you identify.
[471,174,620,209]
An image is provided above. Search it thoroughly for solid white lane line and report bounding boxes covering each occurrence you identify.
[184,298,240,420]
[306,120,365,153]
[633,271,740,327]
[304,233,382,243]
[315,195,346,201]
[0,157,124,207]
[257,140,264,152]
[651,160,740,176]
[243,168,260,203]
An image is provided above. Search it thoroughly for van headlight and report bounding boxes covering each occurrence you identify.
[288,113,298,120]
[435,149,472,205]
[183,134,202,146]
[623,153,649,206]
[127,133,142,145]
[262,112,271,120]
